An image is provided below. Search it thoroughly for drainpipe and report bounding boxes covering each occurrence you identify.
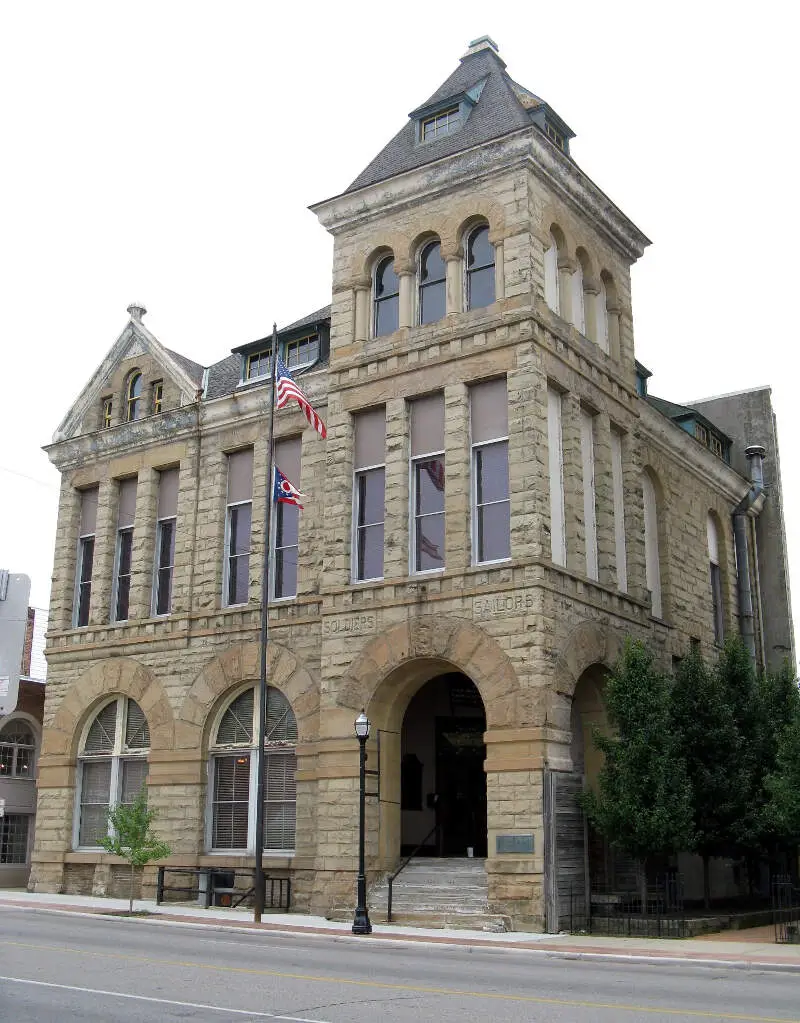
[732,445,766,662]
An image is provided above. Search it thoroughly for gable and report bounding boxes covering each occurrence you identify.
[53,307,204,442]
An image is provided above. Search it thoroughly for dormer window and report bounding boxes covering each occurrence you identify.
[545,121,566,151]
[421,106,461,141]
[285,334,319,371]
[246,348,272,381]
[151,381,163,415]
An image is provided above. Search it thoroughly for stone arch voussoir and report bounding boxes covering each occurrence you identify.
[548,621,622,730]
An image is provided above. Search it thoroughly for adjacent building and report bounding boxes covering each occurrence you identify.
[30,38,793,928]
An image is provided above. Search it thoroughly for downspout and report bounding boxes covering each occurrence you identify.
[732,445,766,661]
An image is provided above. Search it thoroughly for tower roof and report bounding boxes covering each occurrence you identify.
[345,37,574,194]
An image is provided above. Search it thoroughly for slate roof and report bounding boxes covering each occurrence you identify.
[205,354,241,400]
[280,305,331,334]
[346,41,551,194]
[647,395,696,421]
[165,347,205,386]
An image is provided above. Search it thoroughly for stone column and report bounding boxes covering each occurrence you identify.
[129,466,158,619]
[622,429,648,604]
[353,281,370,342]
[443,383,470,572]
[583,275,600,345]
[607,301,623,363]
[89,479,116,626]
[557,256,576,326]
[593,412,616,587]
[191,445,227,612]
[383,397,408,580]
[251,427,270,606]
[561,393,585,576]
[171,440,200,615]
[397,267,414,329]
[444,255,462,315]
[508,356,548,562]
[297,423,326,598]
[50,476,81,630]
[493,239,505,302]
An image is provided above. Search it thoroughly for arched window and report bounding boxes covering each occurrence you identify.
[373,256,399,337]
[571,262,585,335]
[76,697,149,847]
[126,372,143,422]
[544,232,560,314]
[418,240,446,324]
[708,513,724,645]
[0,720,36,778]
[595,276,609,353]
[642,470,662,619]
[465,225,495,310]
[209,686,297,852]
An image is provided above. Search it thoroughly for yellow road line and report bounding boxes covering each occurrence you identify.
[0,938,796,1023]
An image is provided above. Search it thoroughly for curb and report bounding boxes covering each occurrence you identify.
[4,898,800,973]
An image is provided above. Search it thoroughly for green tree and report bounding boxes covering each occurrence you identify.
[670,646,743,907]
[763,681,800,855]
[99,791,171,914]
[582,639,694,911]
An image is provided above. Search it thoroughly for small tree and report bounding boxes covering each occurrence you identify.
[100,791,171,914]
[763,687,800,861]
[670,646,743,907]
[582,639,694,911]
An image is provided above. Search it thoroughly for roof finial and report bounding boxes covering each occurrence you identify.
[127,302,147,322]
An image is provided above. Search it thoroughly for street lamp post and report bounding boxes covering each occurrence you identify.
[352,709,372,935]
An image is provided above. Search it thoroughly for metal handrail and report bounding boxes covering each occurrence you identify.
[387,823,439,922]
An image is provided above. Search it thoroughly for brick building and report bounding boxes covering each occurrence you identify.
[30,38,793,928]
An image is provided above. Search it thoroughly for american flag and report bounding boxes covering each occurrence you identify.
[275,355,327,439]
[274,467,304,509]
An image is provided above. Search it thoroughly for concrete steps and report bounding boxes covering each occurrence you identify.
[366,857,510,932]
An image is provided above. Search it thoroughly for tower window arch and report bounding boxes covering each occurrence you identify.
[75,696,150,847]
[642,470,663,619]
[708,513,724,645]
[596,275,609,353]
[126,372,143,422]
[465,225,495,310]
[208,686,297,852]
[418,240,446,325]
[373,255,399,338]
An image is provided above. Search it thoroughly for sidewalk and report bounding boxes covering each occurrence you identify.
[2,889,799,972]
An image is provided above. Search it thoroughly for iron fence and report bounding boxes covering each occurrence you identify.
[772,876,800,944]
[569,874,688,938]
[155,866,291,911]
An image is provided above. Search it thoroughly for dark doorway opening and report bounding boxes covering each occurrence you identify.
[400,672,487,857]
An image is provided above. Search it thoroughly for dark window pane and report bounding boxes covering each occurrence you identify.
[277,502,299,548]
[468,266,495,310]
[416,512,445,572]
[468,226,493,269]
[358,469,385,526]
[118,530,133,576]
[229,504,252,557]
[155,566,172,615]
[420,281,446,324]
[416,460,446,515]
[477,443,509,503]
[275,547,298,599]
[478,502,511,562]
[116,576,130,621]
[228,554,250,605]
[420,242,445,283]
[358,523,384,580]
[375,295,399,336]
[77,537,94,627]
[80,537,95,583]
[375,257,399,298]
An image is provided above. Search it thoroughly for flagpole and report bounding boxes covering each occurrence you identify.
[253,322,279,923]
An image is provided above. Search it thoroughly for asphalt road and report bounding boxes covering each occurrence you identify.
[1,907,798,1022]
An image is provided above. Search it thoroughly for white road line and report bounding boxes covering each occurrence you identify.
[0,975,331,1022]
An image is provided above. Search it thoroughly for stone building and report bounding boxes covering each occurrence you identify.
[30,38,792,929]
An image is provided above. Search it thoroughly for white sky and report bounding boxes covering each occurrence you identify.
[1,1,797,645]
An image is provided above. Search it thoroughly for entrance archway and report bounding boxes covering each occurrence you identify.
[400,672,487,858]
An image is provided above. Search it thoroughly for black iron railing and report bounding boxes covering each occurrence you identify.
[772,876,800,944]
[569,874,687,938]
[155,866,291,912]
[387,823,439,922]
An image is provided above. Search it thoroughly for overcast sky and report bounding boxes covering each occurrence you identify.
[1,1,797,649]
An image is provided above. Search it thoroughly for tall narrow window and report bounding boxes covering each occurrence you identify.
[547,388,566,566]
[544,233,560,314]
[112,478,137,623]
[76,697,149,848]
[151,381,163,415]
[418,241,446,325]
[571,263,585,334]
[580,409,598,580]
[373,256,399,337]
[410,394,445,572]
[74,487,98,628]
[611,429,628,592]
[353,408,386,581]
[642,470,663,619]
[126,372,143,422]
[153,468,178,616]
[209,686,297,852]
[102,397,113,429]
[224,449,253,606]
[708,514,724,645]
[471,379,510,564]
[466,225,495,310]
[274,436,302,599]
